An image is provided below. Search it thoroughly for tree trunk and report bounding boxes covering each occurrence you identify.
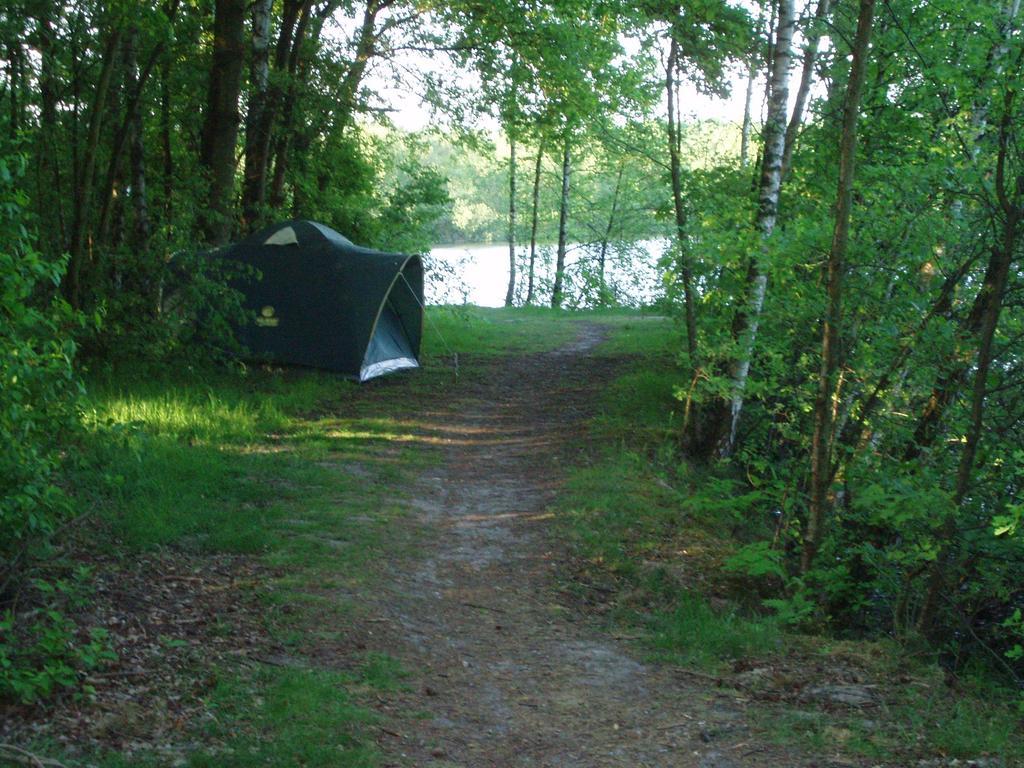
[829,254,975,475]
[269,2,314,210]
[124,28,152,255]
[64,27,123,308]
[161,50,173,222]
[803,0,875,575]
[781,0,832,180]
[598,161,624,304]
[241,0,273,230]
[721,0,796,456]
[199,0,246,246]
[505,136,517,307]
[97,26,170,246]
[901,1,1022,461]
[334,0,383,131]
[157,1,180,223]
[272,1,362,213]
[527,139,543,305]
[551,135,571,308]
[965,0,1021,152]
[34,3,64,260]
[739,55,756,168]
[667,36,698,362]
[916,150,1019,633]
[242,0,304,223]
[904,241,1019,461]
[7,41,24,139]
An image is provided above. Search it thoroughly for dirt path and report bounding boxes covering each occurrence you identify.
[360,324,803,768]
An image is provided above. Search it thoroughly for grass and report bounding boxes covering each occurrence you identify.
[421,305,578,359]
[645,593,782,669]
[76,369,406,556]
[74,305,607,563]
[559,448,779,672]
[41,305,609,767]
[47,321,459,765]
[558,321,780,673]
[189,668,380,768]
[422,304,673,361]
[763,679,1024,761]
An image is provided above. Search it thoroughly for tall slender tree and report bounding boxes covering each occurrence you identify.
[505,135,517,306]
[551,133,571,308]
[803,0,876,574]
[720,0,796,456]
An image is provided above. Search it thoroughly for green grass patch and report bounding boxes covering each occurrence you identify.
[63,354,445,765]
[189,667,380,767]
[422,305,580,358]
[594,313,679,356]
[560,449,779,672]
[354,652,411,692]
[555,320,779,672]
[763,678,1024,763]
[561,453,684,578]
[644,592,781,669]
[591,366,683,438]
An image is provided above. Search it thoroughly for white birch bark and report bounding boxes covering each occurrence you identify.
[740,58,756,168]
[724,0,797,454]
[241,0,272,227]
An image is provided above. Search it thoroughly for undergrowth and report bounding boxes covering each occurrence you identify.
[558,316,1024,762]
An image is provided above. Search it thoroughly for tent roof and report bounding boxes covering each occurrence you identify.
[242,219,357,249]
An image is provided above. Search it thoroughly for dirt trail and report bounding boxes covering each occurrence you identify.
[359,324,808,768]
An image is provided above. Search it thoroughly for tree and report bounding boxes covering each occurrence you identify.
[803,0,876,574]
[551,133,571,307]
[240,0,272,229]
[199,0,246,245]
[718,0,796,456]
[782,0,832,180]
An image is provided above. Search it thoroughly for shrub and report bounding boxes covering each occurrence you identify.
[0,154,84,591]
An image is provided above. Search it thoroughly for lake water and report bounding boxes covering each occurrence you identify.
[425,239,670,307]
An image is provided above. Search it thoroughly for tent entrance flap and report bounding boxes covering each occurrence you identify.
[360,302,419,381]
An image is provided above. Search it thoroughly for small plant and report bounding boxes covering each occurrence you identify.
[724,540,786,580]
[0,607,116,704]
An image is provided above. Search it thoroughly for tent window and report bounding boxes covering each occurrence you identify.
[264,226,299,246]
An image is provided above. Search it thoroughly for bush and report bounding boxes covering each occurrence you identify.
[0,154,84,591]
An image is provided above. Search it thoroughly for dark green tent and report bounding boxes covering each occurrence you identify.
[221,220,423,381]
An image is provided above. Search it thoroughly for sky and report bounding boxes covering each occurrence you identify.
[381,70,762,132]
[324,3,799,137]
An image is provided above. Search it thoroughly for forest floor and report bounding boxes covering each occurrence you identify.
[2,311,1018,767]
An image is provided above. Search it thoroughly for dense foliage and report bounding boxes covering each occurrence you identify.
[662,0,1024,679]
[0,155,82,589]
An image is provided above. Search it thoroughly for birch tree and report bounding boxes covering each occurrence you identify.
[719,0,796,456]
